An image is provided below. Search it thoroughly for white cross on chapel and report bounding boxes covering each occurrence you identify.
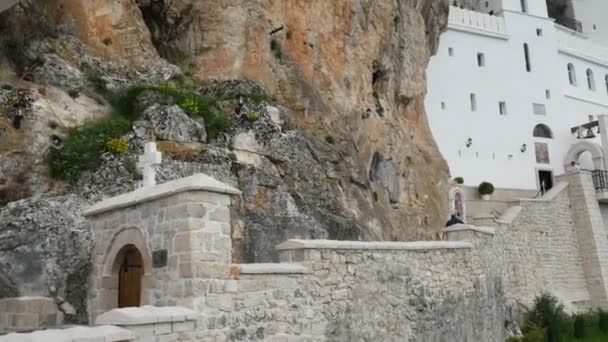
[137,142,162,187]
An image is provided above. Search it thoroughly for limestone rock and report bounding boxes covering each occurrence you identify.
[142,104,207,143]
[0,194,91,324]
[135,0,451,239]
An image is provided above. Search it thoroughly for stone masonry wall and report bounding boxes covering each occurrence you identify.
[456,181,590,312]
[86,190,232,320]
[174,243,506,342]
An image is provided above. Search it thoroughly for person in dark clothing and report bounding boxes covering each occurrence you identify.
[446,213,464,227]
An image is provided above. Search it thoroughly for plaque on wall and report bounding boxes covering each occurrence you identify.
[535,142,550,164]
[152,249,168,268]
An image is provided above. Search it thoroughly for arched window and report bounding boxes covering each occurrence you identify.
[568,63,577,86]
[533,124,553,139]
[523,43,531,72]
[587,69,596,91]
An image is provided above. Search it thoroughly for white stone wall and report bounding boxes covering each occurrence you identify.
[426,5,608,190]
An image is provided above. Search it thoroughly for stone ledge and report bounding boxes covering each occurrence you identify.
[95,306,199,326]
[0,325,131,342]
[444,224,496,235]
[84,173,241,216]
[237,263,311,274]
[275,239,473,251]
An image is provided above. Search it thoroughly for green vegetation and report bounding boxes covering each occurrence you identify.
[478,181,495,195]
[48,117,131,184]
[105,137,129,154]
[48,82,232,184]
[246,111,260,122]
[83,67,108,92]
[102,37,112,46]
[124,155,138,177]
[324,135,335,145]
[453,176,464,184]
[509,293,608,342]
[286,30,293,40]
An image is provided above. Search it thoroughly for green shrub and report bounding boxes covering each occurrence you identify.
[84,68,108,92]
[325,135,335,144]
[1,84,13,91]
[286,30,293,40]
[527,293,567,329]
[124,155,138,178]
[48,116,131,184]
[521,323,546,342]
[478,181,495,195]
[453,177,464,184]
[105,137,129,154]
[600,309,608,333]
[102,37,112,46]
[246,111,260,122]
[111,84,231,139]
[574,314,586,338]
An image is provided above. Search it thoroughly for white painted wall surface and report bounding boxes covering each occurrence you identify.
[571,0,608,47]
[426,4,608,190]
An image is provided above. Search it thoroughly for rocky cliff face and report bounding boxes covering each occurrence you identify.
[0,0,451,313]
[139,0,451,241]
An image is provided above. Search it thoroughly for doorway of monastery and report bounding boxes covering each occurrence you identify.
[117,245,143,308]
[537,170,554,194]
[96,228,152,313]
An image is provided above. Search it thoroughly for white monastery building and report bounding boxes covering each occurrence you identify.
[426,0,608,191]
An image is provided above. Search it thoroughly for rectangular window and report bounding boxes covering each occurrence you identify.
[537,28,543,36]
[470,93,477,112]
[448,47,454,56]
[545,89,551,99]
[533,103,546,115]
[524,43,531,72]
[441,102,446,110]
[477,53,485,67]
[521,0,528,13]
[499,101,507,115]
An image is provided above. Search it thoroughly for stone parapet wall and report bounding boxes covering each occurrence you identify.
[0,325,132,342]
[173,241,505,341]
[0,297,59,334]
[450,176,592,311]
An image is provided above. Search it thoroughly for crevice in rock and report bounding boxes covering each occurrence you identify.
[136,0,194,63]
[372,60,387,118]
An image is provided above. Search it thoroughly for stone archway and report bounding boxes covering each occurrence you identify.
[98,228,152,312]
[564,141,605,171]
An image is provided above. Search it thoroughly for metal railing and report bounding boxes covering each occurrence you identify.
[556,17,583,33]
[592,170,608,191]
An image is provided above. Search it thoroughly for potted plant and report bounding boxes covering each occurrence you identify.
[478,181,495,201]
[453,177,464,185]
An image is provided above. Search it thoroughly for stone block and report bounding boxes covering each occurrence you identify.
[173,232,191,253]
[186,203,207,218]
[11,313,38,329]
[154,322,172,335]
[154,333,178,342]
[172,320,196,333]
[208,207,230,223]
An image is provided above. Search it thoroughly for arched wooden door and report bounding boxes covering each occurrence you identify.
[118,246,143,308]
